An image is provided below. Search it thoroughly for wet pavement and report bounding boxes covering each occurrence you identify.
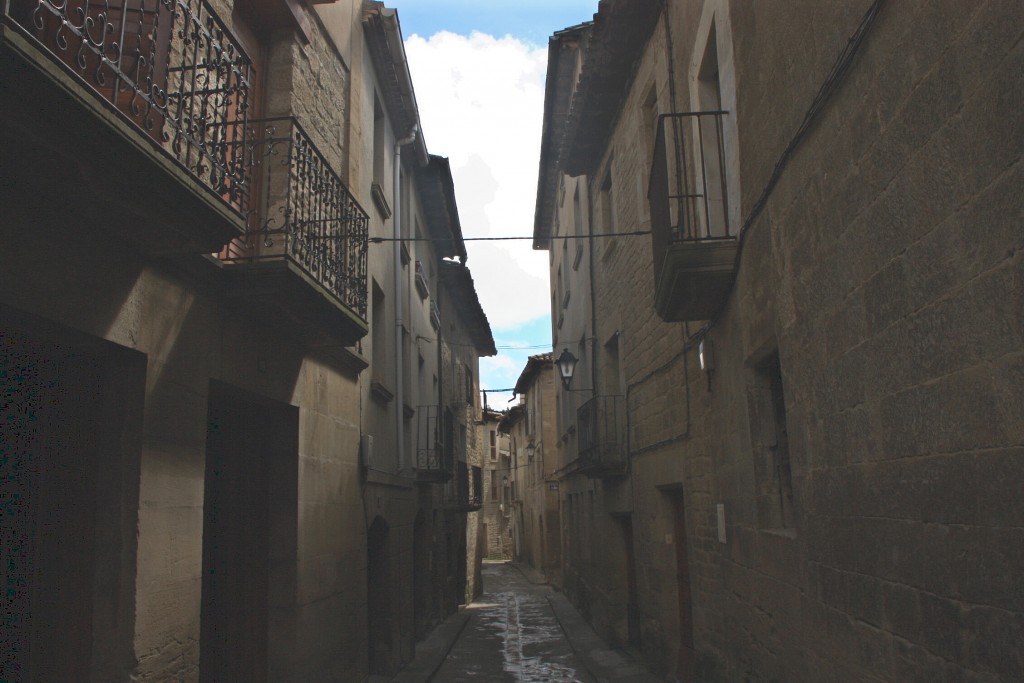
[431,562,595,683]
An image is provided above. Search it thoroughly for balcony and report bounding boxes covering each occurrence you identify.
[443,462,481,512]
[1,0,253,253]
[415,405,452,483]
[577,395,626,478]
[221,117,369,347]
[430,300,441,331]
[649,112,738,322]
[414,260,430,299]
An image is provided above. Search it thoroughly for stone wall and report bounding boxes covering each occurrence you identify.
[549,0,1023,680]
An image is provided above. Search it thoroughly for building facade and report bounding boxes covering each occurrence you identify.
[1,0,492,680]
[502,353,561,583]
[535,1,1023,681]
[481,409,514,561]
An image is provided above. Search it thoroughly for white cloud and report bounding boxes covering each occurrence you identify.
[405,31,551,330]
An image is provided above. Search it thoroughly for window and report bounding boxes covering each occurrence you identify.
[603,332,622,397]
[577,335,587,390]
[489,430,497,460]
[561,243,571,308]
[371,280,387,385]
[572,184,583,236]
[402,327,411,403]
[372,95,386,187]
[697,23,727,238]
[471,466,482,502]
[599,165,614,234]
[639,83,659,228]
[749,352,794,530]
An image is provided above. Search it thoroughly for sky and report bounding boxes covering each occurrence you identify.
[399,1,596,409]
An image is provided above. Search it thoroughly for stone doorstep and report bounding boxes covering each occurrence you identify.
[388,607,472,683]
[546,592,663,683]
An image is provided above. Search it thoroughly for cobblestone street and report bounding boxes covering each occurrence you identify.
[432,563,594,682]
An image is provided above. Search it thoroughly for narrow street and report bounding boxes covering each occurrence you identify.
[432,563,593,683]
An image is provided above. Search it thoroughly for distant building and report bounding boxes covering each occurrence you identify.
[480,409,513,561]
[1,0,492,680]
[535,1,1023,681]
[501,353,561,582]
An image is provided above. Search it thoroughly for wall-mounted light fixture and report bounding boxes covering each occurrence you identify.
[526,441,536,462]
[556,348,578,389]
[698,338,714,390]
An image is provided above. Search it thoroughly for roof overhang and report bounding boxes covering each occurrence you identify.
[416,156,468,262]
[532,23,591,250]
[560,0,662,177]
[498,404,525,434]
[513,353,553,396]
[440,261,496,356]
[362,2,429,165]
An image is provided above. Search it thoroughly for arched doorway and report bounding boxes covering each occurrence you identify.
[413,510,431,640]
[367,516,392,675]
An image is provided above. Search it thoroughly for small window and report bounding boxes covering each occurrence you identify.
[749,352,794,530]
[599,165,616,257]
[371,281,387,384]
[372,95,386,187]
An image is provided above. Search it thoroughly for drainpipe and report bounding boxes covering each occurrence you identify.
[394,124,418,472]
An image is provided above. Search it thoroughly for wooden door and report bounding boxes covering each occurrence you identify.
[670,493,696,681]
[201,388,270,683]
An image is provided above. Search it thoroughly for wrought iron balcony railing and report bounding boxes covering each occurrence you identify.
[430,300,441,331]
[577,395,626,478]
[649,111,732,248]
[415,404,453,482]
[3,0,255,214]
[224,116,369,323]
[443,462,481,511]
[414,260,430,299]
[648,111,738,322]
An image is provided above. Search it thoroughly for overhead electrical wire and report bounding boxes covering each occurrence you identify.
[368,230,650,244]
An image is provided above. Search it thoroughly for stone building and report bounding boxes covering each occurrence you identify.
[435,259,495,604]
[501,353,561,582]
[1,0,492,680]
[481,409,514,561]
[535,1,1023,681]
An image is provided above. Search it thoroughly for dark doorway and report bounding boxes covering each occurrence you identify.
[200,381,297,683]
[367,515,393,675]
[1,322,144,682]
[667,491,696,681]
[413,509,431,640]
[616,514,641,646]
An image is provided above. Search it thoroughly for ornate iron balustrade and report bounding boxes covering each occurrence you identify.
[648,111,739,323]
[577,395,626,477]
[415,404,452,481]
[430,300,440,330]
[414,260,429,299]
[230,116,369,321]
[649,111,732,250]
[443,462,481,511]
[3,0,255,213]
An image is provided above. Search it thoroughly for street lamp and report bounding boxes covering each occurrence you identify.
[556,348,578,389]
[526,441,536,462]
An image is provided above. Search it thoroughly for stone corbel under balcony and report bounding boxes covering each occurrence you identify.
[654,239,738,323]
